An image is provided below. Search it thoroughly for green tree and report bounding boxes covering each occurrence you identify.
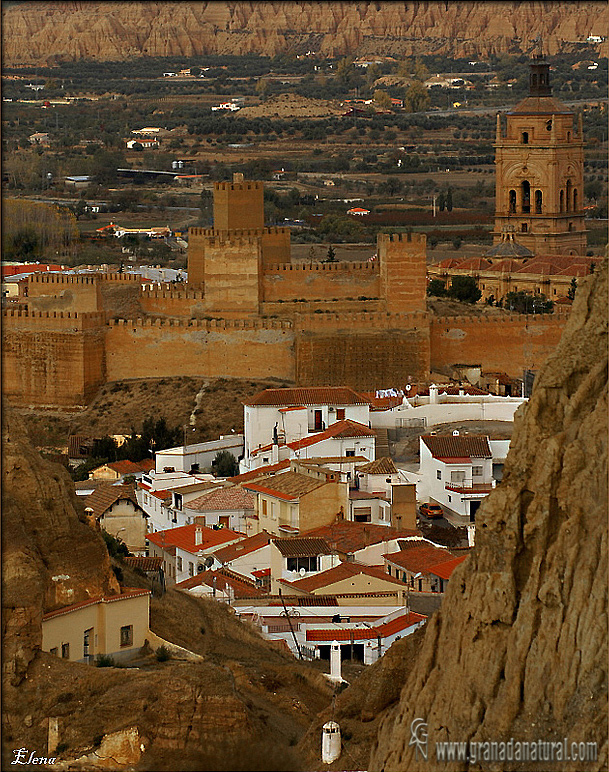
[373,89,392,110]
[448,276,482,304]
[446,188,453,212]
[438,191,446,212]
[504,290,554,314]
[427,278,447,297]
[211,451,239,478]
[404,81,430,113]
[325,244,337,262]
[567,277,577,301]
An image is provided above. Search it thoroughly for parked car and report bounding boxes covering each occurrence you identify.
[419,503,444,519]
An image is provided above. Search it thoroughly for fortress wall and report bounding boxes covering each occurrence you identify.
[201,238,262,315]
[260,299,384,315]
[262,262,381,302]
[26,273,102,314]
[296,328,431,390]
[139,288,206,318]
[296,310,429,332]
[2,311,106,406]
[430,314,568,377]
[105,317,295,382]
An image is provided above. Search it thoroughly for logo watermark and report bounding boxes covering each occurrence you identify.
[11,748,57,766]
[409,719,598,765]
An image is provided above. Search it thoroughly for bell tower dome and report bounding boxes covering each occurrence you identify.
[493,55,586,256]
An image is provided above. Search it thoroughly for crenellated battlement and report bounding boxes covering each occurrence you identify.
[265,261,379,273]
[3,309,105,330]
[431,313,565,325]
[109,316,293,331]
[214,179,264,193]
[140,288,205,300]
[378,232,427,245]
[189,226,289,237]
[296,310,429,331]
[27,273,97,285]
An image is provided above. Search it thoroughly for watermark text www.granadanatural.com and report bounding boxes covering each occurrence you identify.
[410,718,598,764]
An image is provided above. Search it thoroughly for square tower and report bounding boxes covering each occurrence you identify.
[213,173,264,231]
[493,56,586,256]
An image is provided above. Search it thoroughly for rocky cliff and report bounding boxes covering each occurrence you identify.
[367,263,608,770]
[3,1,608,66]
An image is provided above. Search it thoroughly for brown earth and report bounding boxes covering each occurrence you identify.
[237,93,344,120]
[16,376,290,454]
[3,2,607,65]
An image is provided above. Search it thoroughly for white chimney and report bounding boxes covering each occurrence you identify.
[453,430,459,436]
[194,525,203,546]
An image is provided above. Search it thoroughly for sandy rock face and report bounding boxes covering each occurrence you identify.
[1,410,119,686]
[369,264,608,771]
[3,1,607,65]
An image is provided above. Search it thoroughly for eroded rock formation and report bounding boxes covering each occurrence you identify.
[3,1,608,66]
[369,264,608,770]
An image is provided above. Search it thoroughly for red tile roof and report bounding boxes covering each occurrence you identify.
[385,542,455,573]
[284,561,406,593]
[421,434,491,459]
[427,555,468,580]
[147,524,242,555]
[272,537,334,557]
[305,611,426,642]
[185,486,255,512]
[42,588,150,621]
[213,531,273,563]
[356,457,398,475]
[228,460,291,484]
[302,521,419,554]
[245,387,368,406]
[244,471,327,500]
[84,483,143,520]
[93,458,155,476]
[287,420,376,451]
[176,567,266,598]
[124,556,163,572]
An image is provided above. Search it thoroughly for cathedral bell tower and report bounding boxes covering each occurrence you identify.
[493,55,586,255]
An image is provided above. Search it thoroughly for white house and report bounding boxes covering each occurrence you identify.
[147,523,243,585]
[84,483,148,556]
[155,435,244,474]
[348,490,391,525]
[269,537,340,593]
[419,432,504,522]
[212,531,274,581]
[243,387,370,463]
[137,471,223,532]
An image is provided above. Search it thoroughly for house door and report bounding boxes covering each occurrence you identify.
[470,501,481,522]
[219,516,230,528]
[314,410,323,431]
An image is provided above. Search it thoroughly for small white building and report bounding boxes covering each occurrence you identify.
[243,387,370,463]
[419,432,505,522]
[155,435,244,474]
[269,537,340,593]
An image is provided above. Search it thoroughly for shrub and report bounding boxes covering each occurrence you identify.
[95,654,116,667]
[156,645,171,662]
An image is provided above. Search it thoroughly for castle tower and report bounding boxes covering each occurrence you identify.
[213,172,264,231]
[493,55,586,255]
[378,231,427,314]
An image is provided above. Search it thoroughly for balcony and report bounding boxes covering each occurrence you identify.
[445,480,495,496]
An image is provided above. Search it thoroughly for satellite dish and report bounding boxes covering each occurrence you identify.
[299,567,307,576]
[406,384,411,391]
[197,564,204,573]
[204,555,215,569]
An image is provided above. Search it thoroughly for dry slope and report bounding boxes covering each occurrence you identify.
[367,264,608,770]
[3,2,607,65]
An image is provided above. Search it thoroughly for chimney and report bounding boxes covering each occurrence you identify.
[194,525,203,546]
[233,172,244,183]
[363,526,370,546]
[453,430,459,436]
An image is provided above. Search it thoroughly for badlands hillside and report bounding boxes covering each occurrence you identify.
[3,1,608,66]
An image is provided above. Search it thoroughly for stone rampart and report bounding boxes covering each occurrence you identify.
[262,261,380,302]
[430,313,567,377]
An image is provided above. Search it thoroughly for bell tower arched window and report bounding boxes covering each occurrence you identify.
[509,189,517,213]
[535,190,543,213]
[566,179,572,211]
[521,180,531,213]
[559,190,564,212]
[573,188,578,211]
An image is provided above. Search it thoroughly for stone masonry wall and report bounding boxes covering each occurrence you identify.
[262,262,381,303]
[430,314,567,378]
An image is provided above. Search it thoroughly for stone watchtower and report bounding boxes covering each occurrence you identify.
[187,173,290,314]
[493,55,586,255]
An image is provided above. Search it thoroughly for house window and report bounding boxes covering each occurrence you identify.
[451,471,465,483]
[263,457,269,464]
[286,556,318,572]
[83,627,93,657]
[336,408,345,420]
[174,494,182,511]
[472,466,483,477]
[50,647,58,657]
[188,562,194,577]
[436,470,442,480]
[177,556,183,571]
[387,565,391,576]
[448,495,451,502]
[144,493,149,505]
[346,450,355,457]
[521,223,528,232]
[120,625,133,648]
[521,131,528,144]
[262,500,268,516]
[61,643,70,659]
